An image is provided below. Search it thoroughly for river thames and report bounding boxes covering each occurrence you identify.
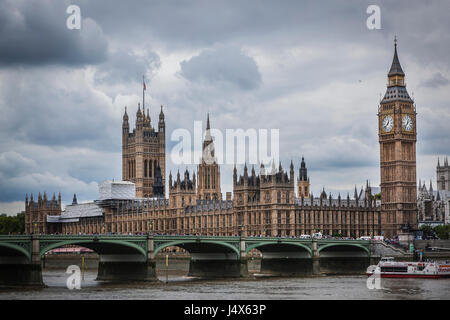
[0,270,449,300]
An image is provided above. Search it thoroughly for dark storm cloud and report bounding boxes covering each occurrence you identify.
[0,0,108,66]
[180,46,262,90]
[0,67,120,151]
[1,0,450,213]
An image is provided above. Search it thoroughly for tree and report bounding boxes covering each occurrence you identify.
[372,193,381,200]
[434,225,450,240]
[420,225,435,239]
[0,212,25,234]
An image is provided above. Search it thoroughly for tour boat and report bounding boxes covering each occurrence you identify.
[366,257,450,279]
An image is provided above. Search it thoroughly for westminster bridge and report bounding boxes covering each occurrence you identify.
[0,234,373,286]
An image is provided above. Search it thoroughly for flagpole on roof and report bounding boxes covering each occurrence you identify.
[142,75,145,109]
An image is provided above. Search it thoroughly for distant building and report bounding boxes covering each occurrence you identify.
[122,103,165,198]
[26,41,427,238]
[418,157,450,225]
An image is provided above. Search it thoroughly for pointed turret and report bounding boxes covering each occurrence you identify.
[299,156,308,181]
[429,180,433,195]
[158,105,165,134]
[388,37,405,77]
[382,38,412,103]
[136,103,144,130]
[72,193,77,205]
[260,163,265,176]
[123,106,129,123]
[290,160,294,183]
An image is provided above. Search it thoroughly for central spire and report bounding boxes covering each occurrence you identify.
[388,36,405,77]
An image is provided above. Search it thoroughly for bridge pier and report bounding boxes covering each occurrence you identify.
[0,235,43,287]
[312,239,320,275]
[96,235,157,282]
[240,237,249,277]
[186,237,248,278]
[260,258,313,276]
[257,242,314,276]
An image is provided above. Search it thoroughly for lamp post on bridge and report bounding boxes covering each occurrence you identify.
[148,220,154,236]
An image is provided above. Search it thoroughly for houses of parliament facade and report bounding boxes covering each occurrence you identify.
[25,42,418,239]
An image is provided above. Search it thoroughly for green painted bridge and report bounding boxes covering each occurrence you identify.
[0,235,371,286]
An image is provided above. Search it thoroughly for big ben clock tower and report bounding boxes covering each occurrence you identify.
[378,39,418,238]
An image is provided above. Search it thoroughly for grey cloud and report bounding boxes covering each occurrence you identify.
[180,46,262,90]
[0,67,120,151]
[95,50,161,85]
[0,0,108,66]
[0,146,120,203]
[420,73,449,88]
[1,0,450,211]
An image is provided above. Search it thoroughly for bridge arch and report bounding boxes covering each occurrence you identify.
[246,241,313,257]
[318,243,370,257]
[154,240,240,257]
[39,239,147,258]
[0,242,31,261]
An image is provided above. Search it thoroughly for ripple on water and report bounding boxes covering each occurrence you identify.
[1,270,449,300]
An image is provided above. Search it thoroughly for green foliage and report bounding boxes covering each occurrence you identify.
[372,193,381,200]
[420,224,450,240]
[434,225,450,240]
[0,212,25,234]
[420,225,435,238]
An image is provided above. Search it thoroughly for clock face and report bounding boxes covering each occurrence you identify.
[382,115,393,132]
[402,114,413,131]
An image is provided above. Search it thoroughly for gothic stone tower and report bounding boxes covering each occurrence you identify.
[25,192,61,234]
[378,40,417,238]
[169,169,197,208]
[122,104,166,198]
[437,157,450,191]
[297,157,310,198]
[197,113,222,200]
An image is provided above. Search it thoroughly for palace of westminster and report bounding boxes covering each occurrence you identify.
[25,42,450,239]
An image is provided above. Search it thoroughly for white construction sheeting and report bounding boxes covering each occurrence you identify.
[99,180,136,200]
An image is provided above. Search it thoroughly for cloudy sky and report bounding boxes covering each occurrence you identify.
[1,0,449,214]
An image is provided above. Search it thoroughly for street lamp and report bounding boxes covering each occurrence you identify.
[148,220,154,236]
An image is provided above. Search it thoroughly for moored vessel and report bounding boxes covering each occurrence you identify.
[367,257,450,279]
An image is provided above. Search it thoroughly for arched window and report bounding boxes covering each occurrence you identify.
[149,160,153,177]
[144,160,148,177]
[277,192,281,204]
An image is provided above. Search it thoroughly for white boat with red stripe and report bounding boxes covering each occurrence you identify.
[367,257,450,279]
